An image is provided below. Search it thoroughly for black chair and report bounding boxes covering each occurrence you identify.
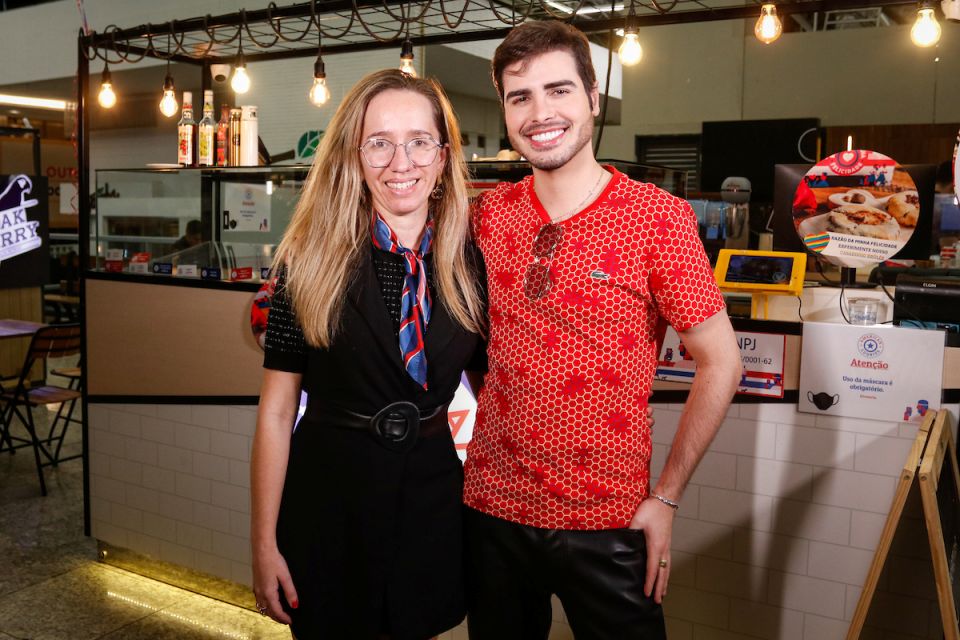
[0,324,83,496]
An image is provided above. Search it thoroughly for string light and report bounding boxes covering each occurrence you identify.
[97,63,116,109]
[911,2,942,47]
[618,3,642,66]
[399,39,417,77]
[309,56,331,106]
[309,30,330,107]
[231,37,251,94]
[158,62,177,117]
[755,3,783,44]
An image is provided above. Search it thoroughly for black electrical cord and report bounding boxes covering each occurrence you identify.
[813,259,852,323]
[839,279,852,324]
[593,27,614,156]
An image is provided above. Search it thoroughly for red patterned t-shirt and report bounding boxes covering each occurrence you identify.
[463,167,726,530]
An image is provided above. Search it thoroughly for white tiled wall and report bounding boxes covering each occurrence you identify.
[89,401,958,639]
[89,403,258,586]
[649,402,959,640]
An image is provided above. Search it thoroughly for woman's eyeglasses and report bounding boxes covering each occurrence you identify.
[359,137,445,168]
[523,223,564,300]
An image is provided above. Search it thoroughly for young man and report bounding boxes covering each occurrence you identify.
[464,21,742,640]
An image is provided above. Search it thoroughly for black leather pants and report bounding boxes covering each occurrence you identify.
[464,507,666,640]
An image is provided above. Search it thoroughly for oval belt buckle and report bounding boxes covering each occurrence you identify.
[369,401,420,452]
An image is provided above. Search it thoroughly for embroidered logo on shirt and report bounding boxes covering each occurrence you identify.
[589,269,610,280]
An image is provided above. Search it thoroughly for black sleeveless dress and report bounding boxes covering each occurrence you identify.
[263,244,485,640]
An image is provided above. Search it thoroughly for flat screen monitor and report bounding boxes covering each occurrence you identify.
[771,163,936,262]
[701,119,819,202]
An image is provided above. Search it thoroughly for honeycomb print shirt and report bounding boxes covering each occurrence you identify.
[463,167,726,530]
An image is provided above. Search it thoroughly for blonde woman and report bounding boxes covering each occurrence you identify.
[251,69,485,639]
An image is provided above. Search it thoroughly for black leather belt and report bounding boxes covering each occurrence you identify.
[304,401,450,452]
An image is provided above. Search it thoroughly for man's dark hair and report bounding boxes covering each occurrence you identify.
[185,219,202,235]
[491,20,597,105]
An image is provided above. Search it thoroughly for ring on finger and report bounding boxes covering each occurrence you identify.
[658,558,668,568]
[255,602,267,615]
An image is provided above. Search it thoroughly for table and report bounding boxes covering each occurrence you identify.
[0,319,46,381]
[0,319,46,340]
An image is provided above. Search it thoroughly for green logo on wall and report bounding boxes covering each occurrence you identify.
[296,130,324,160]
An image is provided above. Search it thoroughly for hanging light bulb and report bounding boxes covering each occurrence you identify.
[232,46,251,94]
[911,3,942,47]
[755,3,783,44]
[158,66,178,118]
[97,63,117,109]
[309,56,331,106]
[618,31,642,66]
[399,39,417,77]
[618,30,642,65]
[618,6,642,66]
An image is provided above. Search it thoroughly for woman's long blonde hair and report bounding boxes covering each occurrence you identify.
[273,69,484,347]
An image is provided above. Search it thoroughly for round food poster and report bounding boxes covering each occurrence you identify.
[793,150,918,268]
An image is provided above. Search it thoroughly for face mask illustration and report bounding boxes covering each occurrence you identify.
[807,391,839,411]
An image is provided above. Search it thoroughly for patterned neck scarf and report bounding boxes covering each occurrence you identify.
[371,212,434,389]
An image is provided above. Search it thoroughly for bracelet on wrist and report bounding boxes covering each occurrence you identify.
[651,493,679,511]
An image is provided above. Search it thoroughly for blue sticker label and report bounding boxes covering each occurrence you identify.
[153,262,173,275]
[201,267,222,280]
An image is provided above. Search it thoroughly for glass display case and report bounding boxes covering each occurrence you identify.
[91,160,685,283]
[92,166,309,282]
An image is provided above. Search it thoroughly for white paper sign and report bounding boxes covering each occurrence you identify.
[59,182,78,214]
[656,327,786,398]
[223,183,271,232]
[799,322,944,423]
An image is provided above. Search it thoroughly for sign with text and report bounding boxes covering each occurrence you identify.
[0,174,48,289]
[223,183,271,232]
[799,322,944,423]
[656,327,786,397]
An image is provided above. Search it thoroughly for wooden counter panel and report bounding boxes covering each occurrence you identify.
[946,348,959,390]
[0,286,42,379]
[86,279,262,397]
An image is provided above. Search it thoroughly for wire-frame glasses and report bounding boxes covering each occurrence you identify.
[359,137,445,168]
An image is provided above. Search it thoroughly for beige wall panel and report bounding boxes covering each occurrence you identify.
[86,279,262,396]
[0,287,42,379]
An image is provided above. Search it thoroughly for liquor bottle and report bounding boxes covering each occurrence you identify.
[177,91,196,167]
[216,104,230,167]
[197,90,215,167]
[229,108,242,166]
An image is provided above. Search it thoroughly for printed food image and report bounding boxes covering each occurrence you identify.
[792,151,918,268]
[885,191,920,227]
[826,204,900,240]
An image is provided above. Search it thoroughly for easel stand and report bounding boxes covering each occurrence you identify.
[847,409,960,640]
